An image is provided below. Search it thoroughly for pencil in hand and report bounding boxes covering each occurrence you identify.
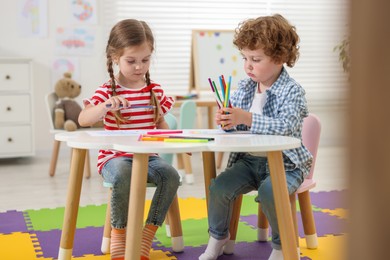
[105,104,156,109]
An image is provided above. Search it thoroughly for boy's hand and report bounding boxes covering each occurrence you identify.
[217,107,252,130]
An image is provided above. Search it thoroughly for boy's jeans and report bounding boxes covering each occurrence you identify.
[207,154,303,250]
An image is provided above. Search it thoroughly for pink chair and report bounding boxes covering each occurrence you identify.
[258,113,321,248]
[225,113,321,253]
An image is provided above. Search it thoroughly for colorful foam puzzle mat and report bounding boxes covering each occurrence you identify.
[0,190,348,259]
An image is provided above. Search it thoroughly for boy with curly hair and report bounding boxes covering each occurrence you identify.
[199,14,312,260]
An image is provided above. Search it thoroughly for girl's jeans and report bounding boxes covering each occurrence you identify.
[101,155,180,229]
[208,154,304,250]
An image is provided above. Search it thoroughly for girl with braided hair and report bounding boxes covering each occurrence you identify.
[79,19,180,260]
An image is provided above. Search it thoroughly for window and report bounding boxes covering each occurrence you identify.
[101,0,349,103]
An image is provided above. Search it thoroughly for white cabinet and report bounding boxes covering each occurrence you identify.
[0,58,34,158]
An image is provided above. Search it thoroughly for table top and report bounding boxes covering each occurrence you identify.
[55,129,301,153]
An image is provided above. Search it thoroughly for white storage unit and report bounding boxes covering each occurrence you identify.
[0,58,34,158]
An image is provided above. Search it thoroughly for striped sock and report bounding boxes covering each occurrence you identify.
[140,224,158,260]
[110,228,126,260]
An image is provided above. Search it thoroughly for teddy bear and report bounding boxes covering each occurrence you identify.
[54,72,83,131]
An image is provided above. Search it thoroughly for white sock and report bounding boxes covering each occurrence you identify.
[268,248,284,260]
[268,247,300,260]
[199,234,230,260]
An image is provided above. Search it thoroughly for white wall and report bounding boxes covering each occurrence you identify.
[0,0,107,155]
[0,0,347,156]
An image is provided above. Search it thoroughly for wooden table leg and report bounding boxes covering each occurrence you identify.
[267,151,298,260]
[58,148,86,260]
[101,189,112,254]
[125,153,149,260]
[201,151,216,209]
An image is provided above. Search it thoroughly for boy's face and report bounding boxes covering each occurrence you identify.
[240,48,283,87]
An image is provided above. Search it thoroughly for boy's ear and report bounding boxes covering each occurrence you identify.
[276,61,284,66]
[276,59,284,66]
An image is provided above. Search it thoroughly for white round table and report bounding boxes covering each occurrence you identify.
[56,130,300,260]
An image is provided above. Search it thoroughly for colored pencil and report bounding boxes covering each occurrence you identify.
[221,75,231,108]
[224,82,229,108]
[219,76,225,100]
[212,80,223,106]
[140,137,166,141]
[146,130,183,135]
[221,75,228,93]
[164,138,209,143]
[208,78,222,108]
[227,75,232,108]
[105,104,156,109]
[168,135,214,141]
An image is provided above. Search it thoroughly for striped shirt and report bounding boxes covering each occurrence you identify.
[83,81,174,173]
[227,67,313,177]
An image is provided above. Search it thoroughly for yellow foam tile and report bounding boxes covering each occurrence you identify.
[71,250,176,260]
[144,197,207,221]
[322,208,348,219]
[143,200,152,220]
[178,197,208,220]
[299,234,348,260]
[0,232,51,260]
[150,249,177,259]
[72,254,110,259]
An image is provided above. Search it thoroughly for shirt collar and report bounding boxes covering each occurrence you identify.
[266,67,290,96]
[246,67,290,95]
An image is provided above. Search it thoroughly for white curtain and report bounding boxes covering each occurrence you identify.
[101,0,349,104]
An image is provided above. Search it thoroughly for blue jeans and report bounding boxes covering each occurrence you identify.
[207,154,303,250]
[101,155,180,229]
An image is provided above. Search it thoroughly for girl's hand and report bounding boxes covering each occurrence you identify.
[104,96,129,111]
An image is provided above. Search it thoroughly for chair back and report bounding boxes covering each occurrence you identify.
[179,100,196,129]
[302,113,322,180]
[45,92,59,131]
[164,112,178,130]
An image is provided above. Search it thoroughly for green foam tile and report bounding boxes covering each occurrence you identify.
[156,218,210,248]
[156,216,258,248]
[240,195,259,216]
[24,204,107,231]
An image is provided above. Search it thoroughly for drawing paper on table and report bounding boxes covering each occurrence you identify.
[87,130,146,136]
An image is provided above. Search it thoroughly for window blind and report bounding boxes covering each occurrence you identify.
[101,0,349,103]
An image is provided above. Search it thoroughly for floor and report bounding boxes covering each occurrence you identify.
[0,145,348,212]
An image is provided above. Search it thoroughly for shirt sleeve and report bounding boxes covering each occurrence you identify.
[83,84,111,107]
[153,85,175,115]
[231,76,309,136]
[250,84,308,136]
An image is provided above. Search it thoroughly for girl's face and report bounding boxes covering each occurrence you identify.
[241,48,283,87]
[115,42,152,88]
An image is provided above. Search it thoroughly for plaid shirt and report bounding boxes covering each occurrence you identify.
[227,67,313,177]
